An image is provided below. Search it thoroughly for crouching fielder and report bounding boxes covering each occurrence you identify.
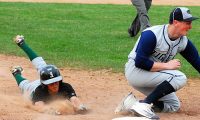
[115,7,199,119]
[11,35,87,115]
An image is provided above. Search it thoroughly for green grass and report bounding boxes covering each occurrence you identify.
[0,2,200,77]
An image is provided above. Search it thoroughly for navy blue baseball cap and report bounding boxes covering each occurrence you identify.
[169,7,199,23]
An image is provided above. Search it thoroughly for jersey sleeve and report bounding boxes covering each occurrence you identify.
[32,86,49,104]
[59,83,77,99]
[135,30,157,71]
[180,40,200,73]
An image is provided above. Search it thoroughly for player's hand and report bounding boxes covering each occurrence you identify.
[76,104,88,114]
[69,96,88,113]
[166,59,181,70]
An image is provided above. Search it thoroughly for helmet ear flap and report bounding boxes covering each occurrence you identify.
[40,65,62,85]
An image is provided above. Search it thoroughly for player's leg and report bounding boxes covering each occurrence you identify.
[14,35,38,61]
[134,87,180,112]
[128,0,142,37]
[126,64,186,108]
[133,69,186,107]
[115,92,138,113]
[158,92,180,112]
[132,0,151,31]
[144,0,152,11]
[14,35,47,72]
[11,66,40,99]
[125,60,187,92]
[11,66,26,85]
[128,14,141,37]
[19,79,41,99]
[125,60,187,118]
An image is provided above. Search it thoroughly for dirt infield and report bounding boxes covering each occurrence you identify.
[1,54,200,120]
[0,0,200,120]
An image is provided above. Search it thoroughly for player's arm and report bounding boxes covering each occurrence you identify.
[180,40,200,73]
[69,96,87,112]
[150,59,181,72]
[135,30,181,72]
[134,30,156,70]
[62,83,87,112]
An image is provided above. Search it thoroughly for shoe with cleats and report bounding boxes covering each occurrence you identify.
[130,101,160,119]
[14,35,24,45]
[115,92,138,113]
[11,66,23,76]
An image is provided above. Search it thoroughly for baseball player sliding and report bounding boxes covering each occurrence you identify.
[11,35,87,115]
[115,7,199,119]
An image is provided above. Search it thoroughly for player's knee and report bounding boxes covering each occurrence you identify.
[32,57,47,71]
[171,74,187,91]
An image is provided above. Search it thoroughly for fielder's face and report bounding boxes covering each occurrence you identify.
[47,81,59,94]
[175,20,192,36]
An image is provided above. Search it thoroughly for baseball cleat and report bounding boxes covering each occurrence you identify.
[14,35,24,45]
[115,92,138,113]
[11,66,23,76]
[130,102,159,119]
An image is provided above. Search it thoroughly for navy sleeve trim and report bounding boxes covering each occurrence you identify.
[180,40,200,73]
[135,30,156,71]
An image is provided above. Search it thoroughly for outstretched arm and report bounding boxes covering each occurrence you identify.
[180,40,200,73]
[70,96,87,112]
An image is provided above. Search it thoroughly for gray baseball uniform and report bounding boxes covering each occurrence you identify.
[118,7,199,119]
[19,57,47,99]
[126,24,188,112]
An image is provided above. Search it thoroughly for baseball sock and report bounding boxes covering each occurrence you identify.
[143,80,175,104]
[13,74,26,85]
[18,42,38,61]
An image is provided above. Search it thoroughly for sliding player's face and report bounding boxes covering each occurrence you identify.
[47,81,59,94]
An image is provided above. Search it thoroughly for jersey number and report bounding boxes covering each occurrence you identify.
[49,72,54,78]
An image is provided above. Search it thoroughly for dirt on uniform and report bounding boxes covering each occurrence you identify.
[0,0,200,120]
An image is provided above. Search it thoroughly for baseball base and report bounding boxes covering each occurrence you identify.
[112,117,151,120]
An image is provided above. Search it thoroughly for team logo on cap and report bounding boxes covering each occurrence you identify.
[187,10,191,14]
